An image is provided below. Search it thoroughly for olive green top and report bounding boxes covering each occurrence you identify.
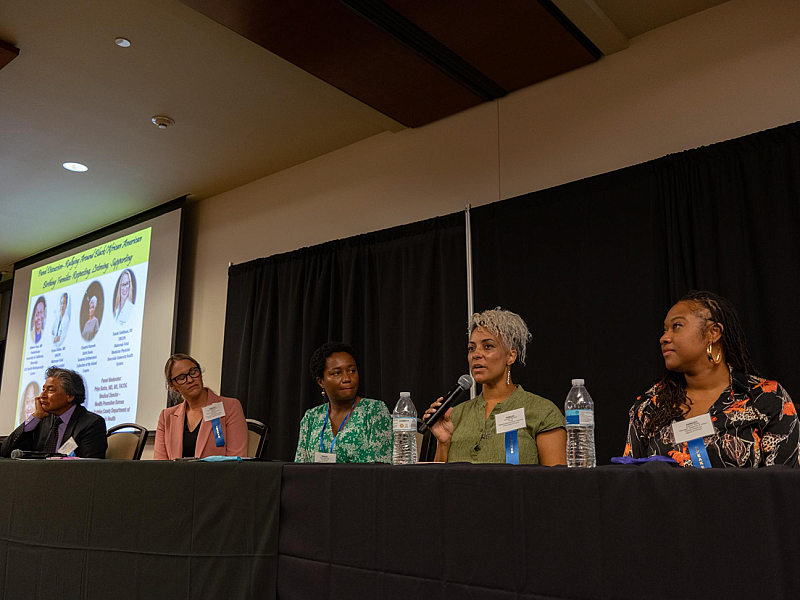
[447,385,565,464]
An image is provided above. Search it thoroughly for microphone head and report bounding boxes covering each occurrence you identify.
[10,449,23,459]
[458,374,474,390]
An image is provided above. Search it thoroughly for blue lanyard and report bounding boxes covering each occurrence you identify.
[319,398,356,454]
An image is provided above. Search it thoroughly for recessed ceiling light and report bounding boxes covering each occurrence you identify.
[115,37,131,48]
[63,162,88,172]
[151,115,175,129]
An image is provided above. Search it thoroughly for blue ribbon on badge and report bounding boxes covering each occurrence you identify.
[211,417,225,447]
[687,438,711,469]
[505,430,520,465]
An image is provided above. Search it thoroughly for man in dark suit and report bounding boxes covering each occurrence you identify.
[1,367,107,458]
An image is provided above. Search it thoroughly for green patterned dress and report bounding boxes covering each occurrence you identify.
[294,398,393,463]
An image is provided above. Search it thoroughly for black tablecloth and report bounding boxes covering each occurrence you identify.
[3,460,799,599]
[0,459,281,600]
[279,462,800,600]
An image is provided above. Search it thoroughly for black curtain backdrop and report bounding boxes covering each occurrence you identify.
[221,214,467,460]
[657,123,800,395]
[472,121,800,463]
[221,120,800,464]
[471,162,667,465]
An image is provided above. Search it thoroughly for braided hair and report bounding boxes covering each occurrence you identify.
[644,290,760,436]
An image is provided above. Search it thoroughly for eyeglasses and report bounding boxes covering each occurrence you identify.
[172,366,201,385]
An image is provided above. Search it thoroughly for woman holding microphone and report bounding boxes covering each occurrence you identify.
[424,307,566,465]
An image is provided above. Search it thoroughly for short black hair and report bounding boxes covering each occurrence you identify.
[45,366,86,405]
[309,342,358,380]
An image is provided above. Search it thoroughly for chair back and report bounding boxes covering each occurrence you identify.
[246,419,268,458]
[106,423,149,460]
[418,418,438,462]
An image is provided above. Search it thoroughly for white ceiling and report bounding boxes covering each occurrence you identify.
[0,0,730,272]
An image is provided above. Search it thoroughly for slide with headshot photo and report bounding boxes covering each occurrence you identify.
[28,296,47,346]
[16,228,152,426]
[51,292,71,347]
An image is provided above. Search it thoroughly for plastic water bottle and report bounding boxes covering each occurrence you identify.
[565,379,596,467]
[393,392,418,465]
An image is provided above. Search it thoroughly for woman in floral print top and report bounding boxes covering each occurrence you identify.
[295,342,392,463]
[624,291,799,468]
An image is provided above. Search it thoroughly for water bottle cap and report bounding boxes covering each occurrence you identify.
[400,391,410,397]
[571,378,584,386]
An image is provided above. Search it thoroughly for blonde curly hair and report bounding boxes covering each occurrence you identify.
[469,307,532,365]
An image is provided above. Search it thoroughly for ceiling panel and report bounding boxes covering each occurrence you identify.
[0,38,19,71]
[179,0,486,127]
[594,0,731,39]
[178,0,601,127]
[383,0,599,93]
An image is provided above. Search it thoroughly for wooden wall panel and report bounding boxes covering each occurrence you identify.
[0,39,20,71]
[179,0,599,127]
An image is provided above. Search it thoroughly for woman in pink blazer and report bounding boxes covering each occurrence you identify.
[154,353,248,459]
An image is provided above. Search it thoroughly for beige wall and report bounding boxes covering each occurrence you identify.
[187,0,800,390]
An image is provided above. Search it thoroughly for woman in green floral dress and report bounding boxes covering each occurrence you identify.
[294,342,392,463]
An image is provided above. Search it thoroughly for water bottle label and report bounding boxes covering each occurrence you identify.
[393,417,417,432]
[566,410,594,425]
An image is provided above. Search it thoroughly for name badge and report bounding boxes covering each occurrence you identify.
[672,413,714,444]
[58,437,77,456]
[202,402,226,422]
[495,408,526,434]
[314,452,336,463]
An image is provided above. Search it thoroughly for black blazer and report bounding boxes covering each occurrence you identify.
[0,405,107,458]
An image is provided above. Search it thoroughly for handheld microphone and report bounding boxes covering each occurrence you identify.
[10,449,64,459]
[418,374,474,434]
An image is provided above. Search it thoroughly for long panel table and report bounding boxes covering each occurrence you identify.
[279,462,800,599]
[0,459,281,600]
[2,460,800,599]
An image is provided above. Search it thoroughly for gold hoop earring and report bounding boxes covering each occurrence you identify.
[707,342,721,365]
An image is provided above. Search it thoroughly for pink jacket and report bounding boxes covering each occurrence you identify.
[154,390,248,459]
